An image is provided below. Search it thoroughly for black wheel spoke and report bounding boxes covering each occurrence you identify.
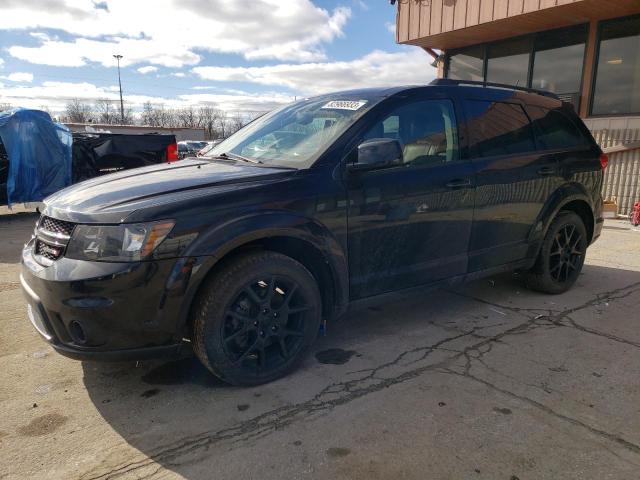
[224,325,252,342]
[282,328,305,338]
[256,344,267,368]
[233,339,260,365]
[226,310,253,323]
[565,225,575,245]
[287,304,311,315]
[264,275,276,303]
[282,283,298,307]
[244,286,262,306]
[278,337,289,358]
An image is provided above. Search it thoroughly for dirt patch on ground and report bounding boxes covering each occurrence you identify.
[17,413,68,437]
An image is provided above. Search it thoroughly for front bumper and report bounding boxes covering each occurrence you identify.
[20,239,195,361]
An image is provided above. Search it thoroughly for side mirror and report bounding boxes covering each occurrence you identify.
[349,138,403,172]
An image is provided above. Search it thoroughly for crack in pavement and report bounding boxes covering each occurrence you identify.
[441,367,640,457]
[80,281,640,480]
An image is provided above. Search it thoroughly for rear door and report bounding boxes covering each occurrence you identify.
[346,94,475,299]
[464,98,562,272]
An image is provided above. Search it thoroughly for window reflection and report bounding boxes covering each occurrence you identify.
[592,16,640,115]
[532,25,587,94]
[486,38,531,86]
[448,46,484,81]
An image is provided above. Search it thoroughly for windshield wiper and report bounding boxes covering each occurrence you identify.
[216,152,263,164]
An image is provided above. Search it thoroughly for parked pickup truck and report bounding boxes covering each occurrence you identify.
[72,132,178,182]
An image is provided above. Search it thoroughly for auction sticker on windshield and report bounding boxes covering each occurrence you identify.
[321,100,367,111]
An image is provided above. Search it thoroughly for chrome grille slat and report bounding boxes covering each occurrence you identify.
[39,216,75,236]
[34,216,76,262]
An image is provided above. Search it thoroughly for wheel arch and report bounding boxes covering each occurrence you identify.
[177,214,349,337]
[527,184,596,264]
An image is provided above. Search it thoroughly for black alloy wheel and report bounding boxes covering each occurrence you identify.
[192,251,321,385]
[526,211,588,294]
[222,275,310,371]
[548,223,585,283]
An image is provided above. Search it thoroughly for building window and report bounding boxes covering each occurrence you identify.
[448,46,484,82]
[531,25,587,96]
[486,38,531,86]
[592,15,640,116]
[445,24,588,110]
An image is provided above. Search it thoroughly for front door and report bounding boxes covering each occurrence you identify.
[347,97,475,299]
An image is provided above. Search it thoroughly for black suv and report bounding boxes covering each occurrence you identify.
[21,80,605,385]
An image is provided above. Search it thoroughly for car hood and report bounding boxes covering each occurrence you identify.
[43,158,296,223]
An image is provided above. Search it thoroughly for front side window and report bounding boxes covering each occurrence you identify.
[205,97,379,168]
[361,99,458,167]
[592,15,640,115]
[467,101,536,157]
[526,106,587,150]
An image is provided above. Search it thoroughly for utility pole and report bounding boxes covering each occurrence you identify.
[113,54,125,124]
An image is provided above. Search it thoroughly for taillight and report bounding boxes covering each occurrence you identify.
[166,143,178,162]
[599,153,609,170]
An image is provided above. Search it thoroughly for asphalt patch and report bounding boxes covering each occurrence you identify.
[327,447,351,458]
[141,388,160,398]
[18,413,68,437]
[315,348,357,365]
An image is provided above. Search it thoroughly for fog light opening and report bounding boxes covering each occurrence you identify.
[68,320,88,345]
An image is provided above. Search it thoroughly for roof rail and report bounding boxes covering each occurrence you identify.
[429,78,560,100]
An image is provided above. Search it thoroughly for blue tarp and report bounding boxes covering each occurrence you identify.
[0,108,72,206]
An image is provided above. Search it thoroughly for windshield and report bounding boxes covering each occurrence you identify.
[204,96,379,168]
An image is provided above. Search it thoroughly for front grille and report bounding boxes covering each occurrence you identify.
[34,215,76,262]
[39,216,75,236]
[35,239,64,261]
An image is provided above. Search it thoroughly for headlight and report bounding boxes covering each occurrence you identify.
[66,221,175,262]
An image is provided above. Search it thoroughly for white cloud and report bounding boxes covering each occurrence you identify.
[0,80,293,114]
[386,22,396,35]
[1,0,351,67]
[172,72,186,78]
[193,49,436,95]
[0,58,4,68]
[2,72,34,82]
[137,66,158,74]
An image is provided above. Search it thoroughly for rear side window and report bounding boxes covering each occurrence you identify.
[526,106,588,150]
[466,100,536,157]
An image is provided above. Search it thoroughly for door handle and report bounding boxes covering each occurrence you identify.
[445,179,472,189]
[538,167,556,176]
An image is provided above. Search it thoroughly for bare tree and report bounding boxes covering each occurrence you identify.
[95,99,118,124]
[177,106,197,128]
[0,103,13,112]
[197,105,223,140]
[64,99,93,123]
[229,112,246,135]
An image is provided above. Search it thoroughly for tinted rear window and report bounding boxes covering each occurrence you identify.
[526,106,588,150]
[466,100,536,157]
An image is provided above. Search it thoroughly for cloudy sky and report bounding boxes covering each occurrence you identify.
[0,0,436,114]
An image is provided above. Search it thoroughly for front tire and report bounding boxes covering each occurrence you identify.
[525,211,588,294]
[192,251,322,386]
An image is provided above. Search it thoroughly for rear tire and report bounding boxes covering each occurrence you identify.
[525,211,588,294]
[192,251,322,386]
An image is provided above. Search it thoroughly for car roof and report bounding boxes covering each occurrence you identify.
[308,81,561,108]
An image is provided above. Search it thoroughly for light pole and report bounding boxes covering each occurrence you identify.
[113,54,125,124]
